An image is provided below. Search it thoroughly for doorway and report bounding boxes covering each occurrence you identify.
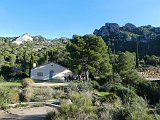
[49,70,54,79]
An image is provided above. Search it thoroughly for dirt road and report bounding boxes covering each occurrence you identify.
[0,106,56,120]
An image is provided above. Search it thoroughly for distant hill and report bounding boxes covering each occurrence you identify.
[0,33,69,50]
[93,23,160,56]
[12,33,33,45]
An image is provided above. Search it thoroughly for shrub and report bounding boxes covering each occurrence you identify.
[0,75,5,83]
[14,103,28,108]
[0,87,19,108]
[136,81,160,105]
[52,90,65,99]
[10,88,19,103]
[128,110,155,120]
[32,103,44,107]
[112,96,149,120]
[103,93,122,109]
[109,85,146,106]
[90,80,100,90]
[94,92,122,109]
[46,111,59,120]
[155,101,160,114]
[58,92,98,119]
[66,81,92,93]
[99,110,112,120]
[113,108,130,120]
[21,78,34,88]
[21,87,33,102]
[32,87,54,102]
[123,73,160,105]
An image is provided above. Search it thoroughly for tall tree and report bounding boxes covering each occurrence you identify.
[116,51,136,77]
[67,34,112,80]
[136,41,139,68]
[29,52,34,77]
[45,51,49,63]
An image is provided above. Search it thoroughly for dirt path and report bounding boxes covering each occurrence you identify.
[33,82,69,86]
[0,106,56,120]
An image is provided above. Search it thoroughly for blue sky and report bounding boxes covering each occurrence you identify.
[0,0,160,39]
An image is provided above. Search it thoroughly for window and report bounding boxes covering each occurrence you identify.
[37,72,43,76]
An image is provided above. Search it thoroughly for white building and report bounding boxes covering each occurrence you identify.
[30,62,72,80]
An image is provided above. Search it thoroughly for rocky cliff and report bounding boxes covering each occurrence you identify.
[12,33,33,45]
[93,23,160,42]
[93,23,160,56]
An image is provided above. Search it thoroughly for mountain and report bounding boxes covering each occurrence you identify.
[93,23,160,42]
[12,33,33,45]
[9,33,69,51]
[93,23,160,56]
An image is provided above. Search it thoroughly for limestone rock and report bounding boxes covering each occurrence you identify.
[12,33,33,45]
[93,23,120,37]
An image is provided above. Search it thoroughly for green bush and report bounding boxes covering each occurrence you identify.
[32,103,44,107]
[32,87,53,102]
[112,96,149,120]
[114,104,154,120]
[123,72,160,105]
[90,80,100,90]
[14,103,28,108]
[155,101,160,114]
[136,81,160,105]
[128,110,155,120]
[66,81,92,93]
[0,75,5,83]
[10,89,19,104]
[52,90,65,99]
[94,92,122,109]
[45,111,59,120]
[56,92,98,119]
[99,110,112,120]
[113,108,130,120]
[21,78,34,88]
[104,93,122,109]
[109,85,145,106]
[0,87,19,108]
[21,87,33,102]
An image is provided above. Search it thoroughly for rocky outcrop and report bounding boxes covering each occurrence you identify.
[12,33,33,45]
[93,22,160,56]
[93,23,160,43]
[123,23,137,31]
[154,27,160,33]
[93,23,120,37]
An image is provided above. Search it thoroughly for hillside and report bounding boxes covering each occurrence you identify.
[12,33,33,45]
[93,23,160,56]
[0,33,69,51]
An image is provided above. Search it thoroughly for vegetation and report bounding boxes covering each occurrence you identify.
[0,37,68,81]
[1,27,160,119]
[0,82,21,87]
[67,35,112,80]
[0,87,19,109]
[31,86,54,102]
[21,78,34,88]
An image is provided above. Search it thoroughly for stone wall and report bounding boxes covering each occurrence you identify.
[138,67,160,78]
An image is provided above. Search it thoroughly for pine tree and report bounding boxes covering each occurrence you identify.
[67,34,112,80]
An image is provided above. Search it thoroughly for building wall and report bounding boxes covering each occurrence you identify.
[31,62,72,80]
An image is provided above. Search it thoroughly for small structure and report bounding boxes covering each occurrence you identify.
[138,67,160,80]
[30,62,72,80]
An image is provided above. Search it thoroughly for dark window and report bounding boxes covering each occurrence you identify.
[37,72,43,76]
